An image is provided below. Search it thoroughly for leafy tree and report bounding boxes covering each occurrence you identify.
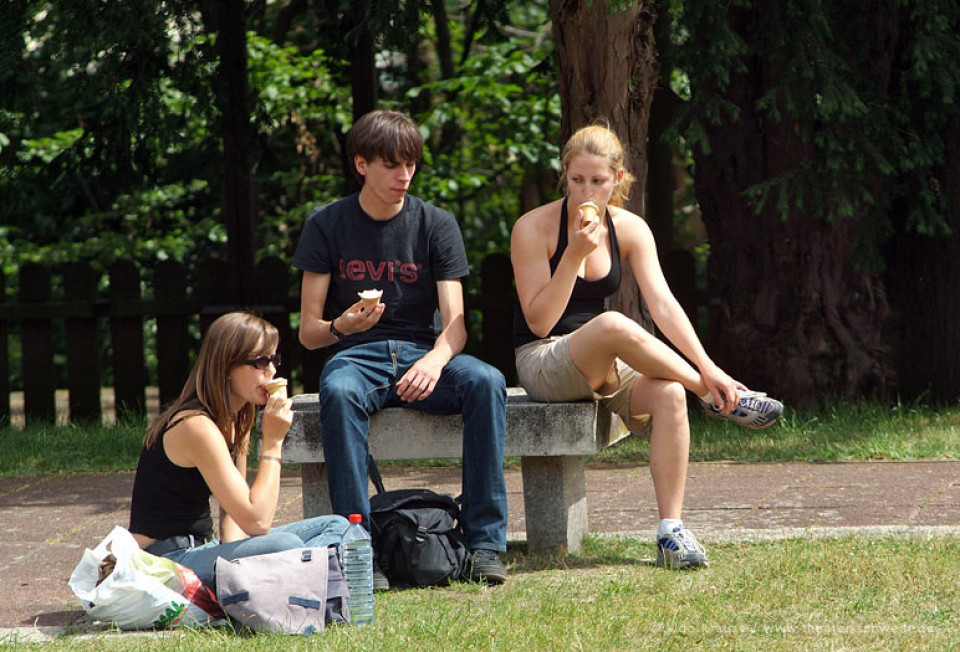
[663,0,960,406]
[550,0,659,327]
[1,1,558,290]
[0,1,222,274]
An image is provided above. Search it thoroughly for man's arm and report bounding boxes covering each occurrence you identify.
[395,279,466,402]
[298,271,340,350]
[299,270,383,350]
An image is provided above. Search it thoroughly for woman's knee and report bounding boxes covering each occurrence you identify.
[590,311,654,345]
[633,378,688,418]
[660,380,688,408]
[232,532,303,558]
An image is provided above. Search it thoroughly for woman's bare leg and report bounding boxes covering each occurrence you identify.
[629,376,690,520]
[568,312,707,396]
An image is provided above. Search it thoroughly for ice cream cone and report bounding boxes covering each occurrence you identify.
[358,289,383,309]
[264,377,288,399]
[578,201,600,229]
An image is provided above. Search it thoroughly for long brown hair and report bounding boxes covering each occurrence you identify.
[559,123,636,207]
[143,312,279,458]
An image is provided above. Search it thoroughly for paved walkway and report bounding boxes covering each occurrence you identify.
[2,460,959,642]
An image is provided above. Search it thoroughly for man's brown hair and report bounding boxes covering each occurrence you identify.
[346,110,424,184]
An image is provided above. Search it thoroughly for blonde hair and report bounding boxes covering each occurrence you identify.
[559,124,635,207]
[144,312,279,458]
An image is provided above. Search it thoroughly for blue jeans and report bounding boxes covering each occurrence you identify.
[161,515,350,591]
[319,340,508,552]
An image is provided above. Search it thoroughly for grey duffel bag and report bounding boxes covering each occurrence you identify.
[215,546,349,634]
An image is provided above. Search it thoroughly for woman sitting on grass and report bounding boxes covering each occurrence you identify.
[128,311,348,590]
[510,123,783,570]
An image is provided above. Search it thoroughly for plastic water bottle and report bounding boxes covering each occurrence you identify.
[342,513,374,626]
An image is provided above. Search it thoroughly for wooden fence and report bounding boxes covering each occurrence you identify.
[0,250,702,427]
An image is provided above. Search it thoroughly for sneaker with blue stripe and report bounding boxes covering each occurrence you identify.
[656,526,709,570]
[700,390,783,430]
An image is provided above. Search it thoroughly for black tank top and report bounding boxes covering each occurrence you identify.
[514,198,622,347]
[128,403,215,540]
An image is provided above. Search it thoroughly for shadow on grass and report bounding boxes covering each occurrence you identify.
[504,533,661,576]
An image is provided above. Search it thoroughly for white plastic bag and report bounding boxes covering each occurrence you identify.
[69,526,223,629]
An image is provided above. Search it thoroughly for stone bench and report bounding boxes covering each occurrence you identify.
[281,387,634,553]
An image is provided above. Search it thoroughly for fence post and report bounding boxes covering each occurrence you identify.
[480,252,517,386]
[0,268,9,426]
[63,262,102,423]
[256,255,295,384]
[155,259,191,409]
[110,260,146,418]
[195,258,230,333]
[19,263,56,424]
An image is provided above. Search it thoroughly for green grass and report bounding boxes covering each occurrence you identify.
[15,534,960,649]
[4,403,960,648]
[596,400,960,465]
[0,418,148,476]
[3,400,960,476]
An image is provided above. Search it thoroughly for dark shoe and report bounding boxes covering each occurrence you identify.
[373,560,390,592]
[466,549,508,584]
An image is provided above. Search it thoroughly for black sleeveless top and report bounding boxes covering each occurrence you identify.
[128,402,216,540]
[514,198,622,347]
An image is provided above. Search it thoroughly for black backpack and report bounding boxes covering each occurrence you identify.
[367,457,470,587]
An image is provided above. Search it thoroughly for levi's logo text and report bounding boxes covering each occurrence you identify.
[339,259,421,283]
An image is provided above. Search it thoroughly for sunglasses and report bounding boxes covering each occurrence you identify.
[245,352,281,370]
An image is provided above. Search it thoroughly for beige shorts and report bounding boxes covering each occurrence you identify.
[515,335,652,434]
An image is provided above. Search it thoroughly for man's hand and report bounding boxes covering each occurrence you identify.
[336,300,385,335]
[396,353,446,402]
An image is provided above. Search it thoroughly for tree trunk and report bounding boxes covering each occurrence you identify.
[884,117,960,403]
[550,0,658,326]
[216,0,257,304]
[347,2,377,124]
[691,5,895,407]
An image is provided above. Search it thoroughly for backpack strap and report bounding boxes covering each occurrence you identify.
[367,453,386,495]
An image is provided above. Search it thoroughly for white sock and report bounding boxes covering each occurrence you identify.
[699,391,715,406]
[658,519,683,537]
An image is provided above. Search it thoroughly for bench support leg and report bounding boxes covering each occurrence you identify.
[520,455,588,554]
[301,463,333,519]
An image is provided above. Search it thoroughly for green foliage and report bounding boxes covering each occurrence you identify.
[415,39,561,272]
[663,0,960,256]
[245,33,352,264]
[1,1,222,269]
[1,1,556,283]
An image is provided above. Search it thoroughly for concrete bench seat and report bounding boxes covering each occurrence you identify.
[282,387,635,553]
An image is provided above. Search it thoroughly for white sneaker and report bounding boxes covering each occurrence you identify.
[700,390,783,430]
[656,526,709,570]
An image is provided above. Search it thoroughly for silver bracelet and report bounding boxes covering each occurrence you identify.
[260,454,282,464]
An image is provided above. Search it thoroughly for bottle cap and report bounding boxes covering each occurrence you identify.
[349,513,363,523]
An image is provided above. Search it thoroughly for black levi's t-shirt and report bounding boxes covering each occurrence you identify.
[294,193,470,353]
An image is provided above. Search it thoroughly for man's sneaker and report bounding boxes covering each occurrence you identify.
[466,549,508,584]
[700,390,783,430]
[657,526,709,570]
[373,560,390,592]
